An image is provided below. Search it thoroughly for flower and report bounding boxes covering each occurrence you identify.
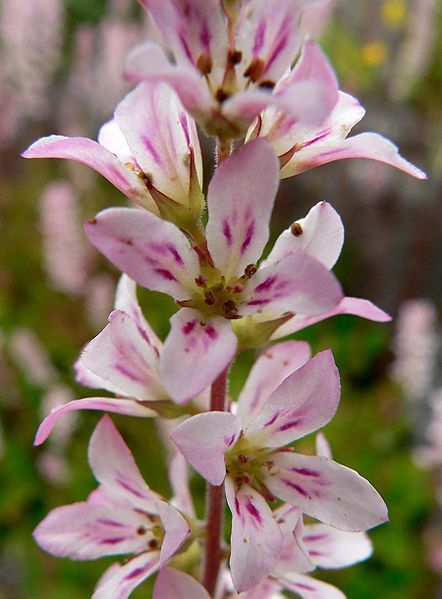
[34,416,191,598]
[248,39,426,180]
[34,274,205,446]
[232,199,391,348]
[125,0,339,138]
[23,81,204,228]
[84,139,343,403]
[171,348,388,591]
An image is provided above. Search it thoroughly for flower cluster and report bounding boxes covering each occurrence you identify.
[25,0,426,597]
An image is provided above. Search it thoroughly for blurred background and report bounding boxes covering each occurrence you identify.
[0,0,441,597]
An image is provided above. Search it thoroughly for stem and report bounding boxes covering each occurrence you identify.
[202,366,229,595]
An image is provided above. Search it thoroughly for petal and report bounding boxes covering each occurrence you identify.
[92,552,160,599]
[169,450,195,517]
[206,139,279,280]
[315,433,332,459]
[237,0,307,84]
[115,81,203,203]
[238,579,285,599]
[34,397,155,446]
[125,42,215,119]
[84,207,200,299]
[97,119,135,165]
[160,309,237,404]
[263,202,344,270]
[22,135,156,211]
[272,505,314,575]
[153,568,210,599]
[88,416,160,511]
[114,274,162,352]
[237,340,311,426]
[76,310,165,401]
[284,130,427,179]
[271,296,392,339]
[263,452,389,532]
[303,524,372,568]
[242,252,343,317]
[139,0,228,70]
[171,412,242,486]
[277,572,346,599]
[34,502,149,559]
[225,480,283,592]
[156,500,191,565]
[245,350,340,447]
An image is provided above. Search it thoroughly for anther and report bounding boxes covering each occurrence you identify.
[238,454,249,464]
[244,264,257,278]
[215,88,231,103]
[195,275,207,288]
[222,300,237,314]
[258,80,275,90]
[148,539,159,549]
[204,291,217,305]
[228,49,242,65]
[290,222,303,236]
[137,526,147,535]
[197,53,213,75]
[244,57,265,82]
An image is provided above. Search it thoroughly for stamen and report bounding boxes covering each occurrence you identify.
[197,53,213,75]
[258,80,275,90]
[215,88,231,103]
[243,264,257,278]
[244,57,265,82]
[290,222,303,236]
[228,49,242,65]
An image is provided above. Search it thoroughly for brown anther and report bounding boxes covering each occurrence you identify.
[125,162,137,171]
[244,57,265,82]
[87,217,97,225]
[215,88,231,103]
[204,290,217,305]
[228,283,243,294]
[137,526,147,535]
[222,300,237,314]
[244,263,257,278]
[228,49,242,65]
[197,53,213,75]
[290,222,303,236]
[238,454,249,464]
[195,275,207,288]
[148,539,159,550]
[138,171,153,186]
[258,79,275,90]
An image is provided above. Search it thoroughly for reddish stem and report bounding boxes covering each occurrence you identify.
[202,366,229,595]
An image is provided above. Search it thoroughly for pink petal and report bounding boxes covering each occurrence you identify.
[277,572,346,599]
[153,568,210,599]
[237,0,307,84]
[76,310,164,401]
[263,452,389,531]
[169,450,195,517]
[242,252,343,317]
[271,296,392,339]
[125,42,215,118]
[139,0,228,71]
[206,139,279,280]
[156,500,191,565]
[225,479,283,592]
[84,207,200,299]
[92,552,160,599]
[160,309,237,404]
[97,119,135,165]
[272,505,315,575]
[303,523,372,569]
[245,350,340,447]
[263,202,344,270]
[88,416,160,511]
[114,274,162,352]
[115,81,203,203]
[315,433,332,459]
[34,502,149,559]
[34,397,154,446]
[171,412,242,486]
[22,135,156,211]
[237,340,311,426]
[284,130,427,179]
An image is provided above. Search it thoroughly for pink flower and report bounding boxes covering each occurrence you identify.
[84,140,343,403]
[125,0,339,138]
[233,199,391,347]
[34,416,191,598]
[248,40,426,180]
[34,274,201,446]
[171,349,388,591]
[23,81,203,224]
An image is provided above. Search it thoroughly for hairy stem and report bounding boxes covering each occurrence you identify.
[203,366,229,595]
